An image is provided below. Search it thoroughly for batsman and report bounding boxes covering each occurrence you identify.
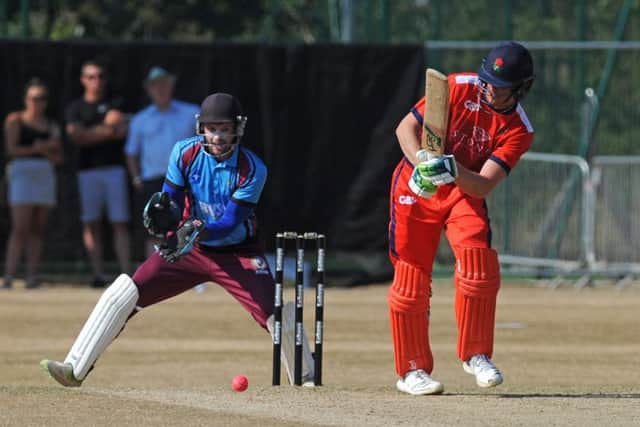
[389,41,535,395]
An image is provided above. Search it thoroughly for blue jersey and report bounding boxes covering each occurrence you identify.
[165,136,267,247]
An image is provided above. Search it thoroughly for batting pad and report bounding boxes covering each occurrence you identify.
[454,247,500,362]
[267,302,314,385]
[65,274,139,380]
[388,260,433,376]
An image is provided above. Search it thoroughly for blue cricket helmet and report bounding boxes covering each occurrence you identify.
[478,41,535,98]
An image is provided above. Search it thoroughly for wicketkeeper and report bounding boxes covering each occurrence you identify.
[41,93,314,387]
[389,42,535,395]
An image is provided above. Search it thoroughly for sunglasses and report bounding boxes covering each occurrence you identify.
[83,73,105,80]
[29,95,48,102]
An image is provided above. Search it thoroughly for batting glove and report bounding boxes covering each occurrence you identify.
[416,154,458,186]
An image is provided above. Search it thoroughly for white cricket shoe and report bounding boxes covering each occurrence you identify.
[396,369,444,395]
[463,354,503,388]
[40,359,82,387]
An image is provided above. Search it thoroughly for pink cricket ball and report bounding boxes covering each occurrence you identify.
[232,375,249,392]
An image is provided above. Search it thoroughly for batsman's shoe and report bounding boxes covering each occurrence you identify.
[40,359,82,387]
[396,369,444,395]
[463,354,503,388]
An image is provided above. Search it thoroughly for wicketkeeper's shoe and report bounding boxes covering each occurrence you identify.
[463,354,504,388]
[396,369,444,395]
[40,359,82,387]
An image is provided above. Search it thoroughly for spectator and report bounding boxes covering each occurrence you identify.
[65,60,131,288]
[125,66,199,257]
[2,78,63,290]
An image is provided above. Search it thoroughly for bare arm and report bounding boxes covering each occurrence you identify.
[397,110,508,198]
[4,113,41,158]
[66,109,128,146]
[395,112,422,166]
[66,122,118,146]
[37,123,64,165]
[455,159,507,199]
[126,154,143,191]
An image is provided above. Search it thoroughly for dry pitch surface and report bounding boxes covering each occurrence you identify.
[1,279,639,426]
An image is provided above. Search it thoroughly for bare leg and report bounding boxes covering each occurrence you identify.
[83,221,104,279]
[25,206,50,287]
[4,205,34,284]
[112,222,131,275]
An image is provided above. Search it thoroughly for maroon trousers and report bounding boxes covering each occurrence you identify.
[132,242,275,328]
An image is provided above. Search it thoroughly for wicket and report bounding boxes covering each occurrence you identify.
[272,232,325,386]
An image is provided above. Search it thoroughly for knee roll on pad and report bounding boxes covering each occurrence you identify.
[65,274,139,380]
[454,247,500,361]
[388,260,433,376]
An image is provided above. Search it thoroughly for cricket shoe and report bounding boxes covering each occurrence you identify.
[463,354,503,388]
[40,359,82,387]
[396,369,444,395]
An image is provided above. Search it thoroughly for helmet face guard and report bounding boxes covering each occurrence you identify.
[195,114,247,138]
[195,93,247,145]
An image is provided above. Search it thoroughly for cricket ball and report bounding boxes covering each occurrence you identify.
[232,375,249,392]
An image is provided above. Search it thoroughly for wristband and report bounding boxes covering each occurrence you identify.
[132,176,143,185]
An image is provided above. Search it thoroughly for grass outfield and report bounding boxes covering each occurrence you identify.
[1,279,639,426]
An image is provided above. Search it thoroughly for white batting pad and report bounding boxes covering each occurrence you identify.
[64,274,139,380]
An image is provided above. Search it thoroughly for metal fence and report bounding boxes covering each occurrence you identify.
[590,156,640,274]
[488,152,640,281]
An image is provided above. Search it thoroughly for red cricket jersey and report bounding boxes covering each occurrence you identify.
[411,72,534,173]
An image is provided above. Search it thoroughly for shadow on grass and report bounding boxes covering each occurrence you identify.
[498,393,640,399]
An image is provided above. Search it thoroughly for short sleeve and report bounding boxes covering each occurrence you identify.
[490,129,534,172]
[165,142,186,188]
[124,114,143,156]
[232,153,267,205]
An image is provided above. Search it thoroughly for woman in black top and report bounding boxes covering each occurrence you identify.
[2,78,62,289]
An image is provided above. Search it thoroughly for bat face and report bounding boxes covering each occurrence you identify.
[421,68,450,157]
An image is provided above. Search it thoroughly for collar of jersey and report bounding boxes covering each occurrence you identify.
[150,100,177,114]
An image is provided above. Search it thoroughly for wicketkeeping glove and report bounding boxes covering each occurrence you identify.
[157,219,204,263]
[143,192,182,238]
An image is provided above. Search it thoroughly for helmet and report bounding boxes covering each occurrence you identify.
[195,93,247,138]
[478,41,535,100]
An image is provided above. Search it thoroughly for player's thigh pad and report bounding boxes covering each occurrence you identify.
[388,260,433,376]
[454,247,500,361]
[65,274,139,379]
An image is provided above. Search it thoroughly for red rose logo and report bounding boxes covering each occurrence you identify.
[493,57,504,72]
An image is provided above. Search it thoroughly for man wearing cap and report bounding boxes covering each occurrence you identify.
[388,41,535,395]
[41,92,316,388]
[125,66,199,257]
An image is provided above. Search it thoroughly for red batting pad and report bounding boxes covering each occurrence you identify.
[388,260,433,376]
[454,247,500,361]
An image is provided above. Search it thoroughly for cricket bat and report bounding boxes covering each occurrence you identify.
[421,68,450,157]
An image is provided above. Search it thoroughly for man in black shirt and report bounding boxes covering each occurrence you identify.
[66,60,131,287]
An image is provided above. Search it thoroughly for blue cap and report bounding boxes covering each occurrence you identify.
[478,41,534,88]
[144,66,175,84]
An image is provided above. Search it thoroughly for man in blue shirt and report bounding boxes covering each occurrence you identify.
[125,66,199,257]
[40,93,315,387]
